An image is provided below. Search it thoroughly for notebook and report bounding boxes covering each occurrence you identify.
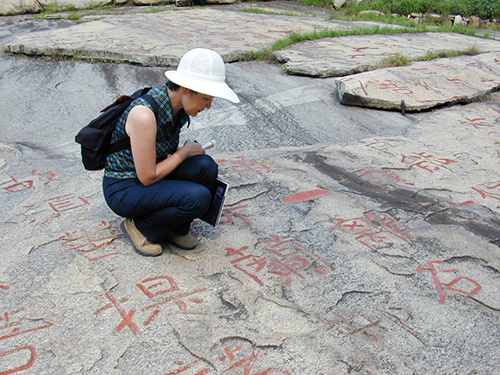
[200,178,228,227]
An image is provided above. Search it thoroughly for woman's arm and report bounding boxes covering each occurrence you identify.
[125,105,205,186]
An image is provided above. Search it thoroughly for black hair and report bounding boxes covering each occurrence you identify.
[167,80,181,91]
[166,80,190,128]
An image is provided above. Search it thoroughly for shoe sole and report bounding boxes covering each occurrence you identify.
[120,221,162,257]
[167,238,197,250]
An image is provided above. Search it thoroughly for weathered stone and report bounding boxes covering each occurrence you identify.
[442,18,453,26]
[0,0,113,14]
[206,0,236,4]
[359,10,384,16]
[333,0,346,10]
[454,14,467,25]
[133,0,171,4]
[274,32,500,78]
[469,16,482,28]
[1,5,500,374]
[3,8,340,66]
[335,52,500,111]
[37,0,111,6]
[428,13,442,19]
[484,20,498,28]
[0,0,39,14]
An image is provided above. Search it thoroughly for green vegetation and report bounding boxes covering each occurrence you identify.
[34,6,73,19]
[32,3,164,20]
[418,46,482,60]
[374,53,412,68]
[139,6,170,13]
[344,0,500,20]
[18,0,494,68]
[239,22,480,62]
[242,7,304,17]
[300,0,500,21]
[374,47,482,69]
[66,12,82,20]
[331,11,423,27]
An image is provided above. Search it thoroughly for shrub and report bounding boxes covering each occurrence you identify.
[337,0,500,19]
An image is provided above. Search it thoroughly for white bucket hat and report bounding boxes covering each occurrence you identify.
[164,48,240,104]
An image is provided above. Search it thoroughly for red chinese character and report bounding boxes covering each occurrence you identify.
[365,140,395,151]
[31,169,58,185]
[401,152,456,173]
[96,293,141,337]
[0,346,37,374]
[331,217,376,235]
[447,78,472,87]
[358,170,401,185]
[47,194,89,212]
[264,235,334,282]
[137,276,180,298]
[472,183,500,201]
[0,307,53,341]
[466,62,493,72]
[228,156,272,178]
[0,176,33,193]
[219,346,292,375]
[142,282,210,319]
[164,360,211,374]
[436,63,454,70]
[411,68,435,75]
[219,205,251,227]
[331,213,413,250]
[59,220,123,260]
[226,247,265,286]
[376,79,413,95]
[416,81,431,90]
[417,260,482,303]
[459,117,493,129]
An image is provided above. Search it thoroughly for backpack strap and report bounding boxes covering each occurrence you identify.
[107,93,159,155]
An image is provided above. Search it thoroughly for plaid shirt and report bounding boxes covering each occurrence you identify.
[105,83,189,179]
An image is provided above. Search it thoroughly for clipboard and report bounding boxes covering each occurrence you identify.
[200,178,228,227]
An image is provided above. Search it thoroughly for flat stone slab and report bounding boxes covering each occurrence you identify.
[274,32,500,77]
[336,52,500,111]
[3,7,373,66]
[1,98,499,374]
[1,6,500,374]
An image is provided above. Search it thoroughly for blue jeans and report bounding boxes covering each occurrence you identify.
[103,154,218,243]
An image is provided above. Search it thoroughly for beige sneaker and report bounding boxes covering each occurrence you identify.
[120,218,162,256]
[167,232,197,250]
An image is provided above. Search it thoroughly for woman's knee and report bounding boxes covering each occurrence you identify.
[199,155,218,183]
[176,154,218,186]
[191,185,212,216]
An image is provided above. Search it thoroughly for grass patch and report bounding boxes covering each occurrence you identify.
[375,54,412,68]
[66,13,82,20]
[419,46,482,60]
[342,0,500,20]
[301,0,500,30]
[239,23,481,62]
[331,11,422,27]
[33,3,136,20]
[242,7,303,17]
[18,1,492,67]
[374,47,483,69]
[34,7,69,19]
[139,6,169,14]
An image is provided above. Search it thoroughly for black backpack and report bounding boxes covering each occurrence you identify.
[75,87,159,170]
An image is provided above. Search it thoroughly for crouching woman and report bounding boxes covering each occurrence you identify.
[102,48,239,256]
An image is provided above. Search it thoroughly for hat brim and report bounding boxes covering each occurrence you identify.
[165,70,240,104]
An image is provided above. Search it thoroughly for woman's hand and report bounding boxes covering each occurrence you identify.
[177,140,206,159]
